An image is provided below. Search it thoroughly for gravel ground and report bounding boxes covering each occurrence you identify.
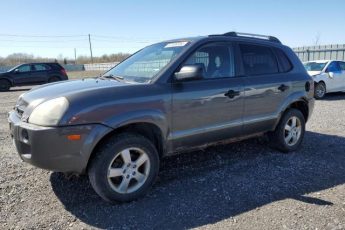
[1,86,345,230]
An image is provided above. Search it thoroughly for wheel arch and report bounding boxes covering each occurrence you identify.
[274,95,310,130]
[86,121,166,173]
[286,100,309,122]
[48,75,61,81]
[315,80,326,87]
[0,77,14,86]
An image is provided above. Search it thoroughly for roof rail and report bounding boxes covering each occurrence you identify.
[211,31,282,44]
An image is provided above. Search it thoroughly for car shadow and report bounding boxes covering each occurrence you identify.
[50,131,345,229]
[0,87,33,92]
[321,92,345,101]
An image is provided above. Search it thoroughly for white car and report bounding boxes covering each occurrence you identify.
[304,60,345,99]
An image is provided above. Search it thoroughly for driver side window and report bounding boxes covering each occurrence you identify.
[327,62,341,72]
[338,62,345,71]
[184,43,235,79]
[17,65,31,73]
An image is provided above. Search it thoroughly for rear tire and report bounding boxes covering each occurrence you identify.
[314,82,326,99]
[269,109,305,153]
[48,76,60,83]
[0,79,11,91]
[88,133,160,203]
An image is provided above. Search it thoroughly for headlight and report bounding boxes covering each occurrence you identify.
[28,97,69,126]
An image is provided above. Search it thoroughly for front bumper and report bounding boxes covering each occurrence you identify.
[8,111,112,174]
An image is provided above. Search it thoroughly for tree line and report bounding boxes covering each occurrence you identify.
[0,53,131,66]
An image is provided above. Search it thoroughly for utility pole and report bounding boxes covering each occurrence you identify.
[88,34,94,63]
[74,48,77,64]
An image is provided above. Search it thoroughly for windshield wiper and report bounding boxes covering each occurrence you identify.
[101,74,125,82]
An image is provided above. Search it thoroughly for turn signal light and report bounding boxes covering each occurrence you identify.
[67,134,81,141]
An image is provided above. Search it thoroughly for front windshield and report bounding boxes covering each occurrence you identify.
[303,62,327,71]
[7,64,21,72]
[102,41,190,83]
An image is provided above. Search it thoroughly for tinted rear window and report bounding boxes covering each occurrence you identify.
[33,64,50,71]
[239,44,279,76]
[274,48,293,72]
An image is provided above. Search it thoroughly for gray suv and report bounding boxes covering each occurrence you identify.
[8,32,314,203]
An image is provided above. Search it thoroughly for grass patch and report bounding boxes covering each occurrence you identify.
[67,71,104,80]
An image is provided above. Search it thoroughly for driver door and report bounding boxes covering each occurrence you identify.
[326,61,343,92]
[11,64,33,85]
[171,42,244,150]
[338,62,345,91]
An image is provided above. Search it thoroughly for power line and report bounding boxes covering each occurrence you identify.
[0,39,89,43]
[0,33,167,41]
[0,45,90,49]
[92,35,167,40]
[0,33,156,58]
[0,33,86,38]
[92,38,153,43]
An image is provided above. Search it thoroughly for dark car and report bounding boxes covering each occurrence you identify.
[8,32,314,203]
[0,62,68,91]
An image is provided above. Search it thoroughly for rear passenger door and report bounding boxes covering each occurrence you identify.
[239,43,293,135]
[31,64,49,83]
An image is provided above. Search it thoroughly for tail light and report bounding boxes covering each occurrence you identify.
[61,68,67,76]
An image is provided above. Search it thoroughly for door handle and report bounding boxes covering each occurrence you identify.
[224,89,240,98]
[278,84,289,92]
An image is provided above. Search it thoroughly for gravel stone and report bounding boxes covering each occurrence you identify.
[0,87,344,229]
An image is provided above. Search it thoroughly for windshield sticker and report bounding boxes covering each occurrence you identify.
[164,41,189,48]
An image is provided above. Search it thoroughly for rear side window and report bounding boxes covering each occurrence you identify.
[274,48,293,72]
[50,63,63,70]
[239,44,279,76]
[33,64,49,71]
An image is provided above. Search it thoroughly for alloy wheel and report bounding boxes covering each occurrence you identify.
[107,147,150,194]
[284,116,302,146]
[315,84,325,98]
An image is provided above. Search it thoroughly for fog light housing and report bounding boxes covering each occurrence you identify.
[21,129,29,143]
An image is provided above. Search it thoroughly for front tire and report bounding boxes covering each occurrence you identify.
[88,133,160,203]
[314,82,326,99]
[0,79,11,91]
[269,109,305,153]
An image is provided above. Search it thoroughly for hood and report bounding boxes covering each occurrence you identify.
[16,78,132,119]
[307,71,322,77]
[21,78,129,103]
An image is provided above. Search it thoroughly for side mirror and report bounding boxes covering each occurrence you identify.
[13,69,19,73]
[174,65,204,81]
[328,72,334,78]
